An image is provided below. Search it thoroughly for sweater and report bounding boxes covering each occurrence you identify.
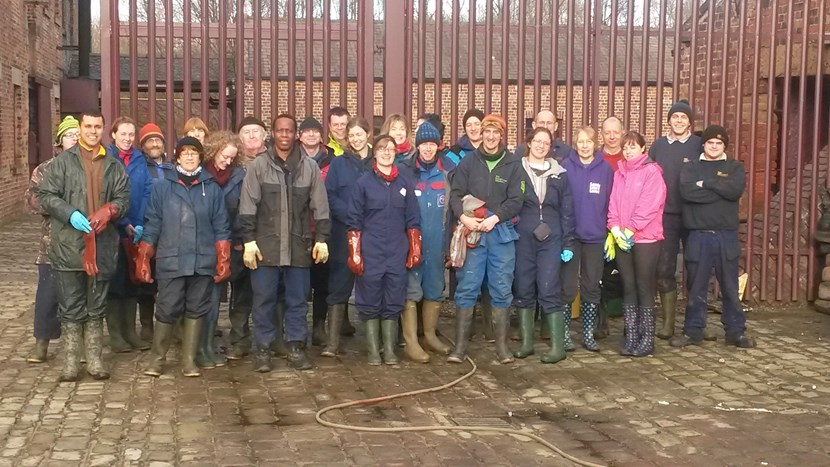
[561,150,614,243]
[649,134,703,215]
[679,157,745,230]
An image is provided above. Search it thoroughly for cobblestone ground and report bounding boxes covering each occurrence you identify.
[1,218,830,466]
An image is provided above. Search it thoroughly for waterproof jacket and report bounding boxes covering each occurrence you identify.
[146,157,172,183]
[607,153,667,243]
[449,147,524,224]
[239,144,330,268]
[26,158,56,266]
[302,146,334,181]
[516,158,575,249]
[561,150,614,244]
[107,145,153,233]
[218,166,246,247]
[325,151,374,263]
[398,153,456,260]
[36,145,130,275]
[142,169,230,279]
[446,135,477,165]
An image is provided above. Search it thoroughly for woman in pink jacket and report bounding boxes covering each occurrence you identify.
[607,131,666,357]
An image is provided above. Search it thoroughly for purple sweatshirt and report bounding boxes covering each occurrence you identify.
[607,153,667,244]
[562,150,614,244]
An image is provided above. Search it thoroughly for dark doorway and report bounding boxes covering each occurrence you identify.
[28,79,54,174]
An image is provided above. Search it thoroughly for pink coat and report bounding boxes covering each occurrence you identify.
[607,153,667,243]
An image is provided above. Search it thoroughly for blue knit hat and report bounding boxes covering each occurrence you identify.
[415,122,441,147]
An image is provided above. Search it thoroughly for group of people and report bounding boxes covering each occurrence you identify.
[24,98,754,382]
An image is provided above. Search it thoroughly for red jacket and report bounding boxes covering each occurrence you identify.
[607,153,666,244]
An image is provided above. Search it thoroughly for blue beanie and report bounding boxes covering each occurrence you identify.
[415,122,441,147]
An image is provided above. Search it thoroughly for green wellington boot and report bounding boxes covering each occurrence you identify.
[656,291,677,340]
[381,319,400,365]
[59,323,83,382]
[513,308,536,358]
[84,319,110,380]
[541,311,567,364]
[365,319,382,365]
[144,322,174,376]
[181,317,203,377]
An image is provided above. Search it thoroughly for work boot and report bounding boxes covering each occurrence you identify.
[656,291,677,340]
[447,307,474,363]
[402,301,429,363]
[541,311,567,364]
[144,322,174,376]
[491,307,514,364]
[620,304,639,356]
[84,320,110,380]
[381,319,400,365]
[287,341,313,370]
[594,303,610,340]
[227,344,249,360]
[631,307,656,357]
[59,323,83,382]
[253,348,273,373]
[478,293,495,342]
[580,302,600,352]
[271,303,288,358]
[138,296,154,342]
[27,339,50,363]
[122,302,150,350]
[321,304,345,357]
[513,308,536,358]
[702,327,718,341]
[181,317,203,377]
[669,333,703,348]
[106,309,132,353]
[562,303,576,352]
[341,305,356,336]
[311,320,327,347]
[421,300,451,355]
[365,319,382,365]
[725,333,756,348]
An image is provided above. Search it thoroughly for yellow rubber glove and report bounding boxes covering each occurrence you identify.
[603,232,616,262]
[312,242,329,264]
[610,226,633,252]
[243,241,263,270]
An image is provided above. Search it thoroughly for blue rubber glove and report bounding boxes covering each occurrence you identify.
[69,211,92,233]
[561,249,573,262]
[132,225,144,244]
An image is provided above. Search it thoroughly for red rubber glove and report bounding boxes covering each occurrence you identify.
[121,238,140,284]
[214,240,231,283]
[88,203,119,235]
[346,230,364,276]
[135,241,155,284]
[405,228,422,269]
[82,233,98,276]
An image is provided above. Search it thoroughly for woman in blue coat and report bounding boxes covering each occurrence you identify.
[106,117,154,353]
[346,135,422,365]
[397,123,455,362]
[512,127,575,363]
[136,137,231,377]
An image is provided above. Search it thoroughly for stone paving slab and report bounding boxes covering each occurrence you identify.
[1,217,830,465]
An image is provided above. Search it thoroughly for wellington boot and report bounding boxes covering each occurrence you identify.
[144,322,173,376]
[27,339,50,363]
[620,304,639,356]
[271,302,288,358]
[311,320,328,347]
[478,293,495,342]
[631,307,656,357]
[447,307,474,363]
[513,308,536,358]
[59,323,83,382]
[181,317,203,376]
[541,311,567,364]
[365,319,382,365]
[563,304,576,352]
[421,300,451,355]
[321,304,345,357]
[196,315,225,368]
[341,304,356,336]
[138,299,154,342]
[84,320,110,380]
[656,291,677,340]
[122,301,150,350]
[580,302,600,352]
[287,341,313,370]
[253,348,273,372]
[106,308,132,353]
[381,319,400,365]
[402,301,429,363]
[491,307,514,364]
[594,303,610,340]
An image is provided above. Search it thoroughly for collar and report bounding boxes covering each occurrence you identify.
[79,140,106,158]
[667,132,691,144]
[700,152,728,161]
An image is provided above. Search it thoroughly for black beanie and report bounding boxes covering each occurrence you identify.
[175,136,205,160]
[298,117,324,134]
[700,125,729,148]
[237,116,267,133]
[462,108,485,129]
[668,99,693,121]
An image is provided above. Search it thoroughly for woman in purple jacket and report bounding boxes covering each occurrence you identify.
[561,126,613,352]
[607,131,667,357]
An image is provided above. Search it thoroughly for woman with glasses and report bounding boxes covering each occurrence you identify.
[346,135,421,365]
[512,127,575,364]
[136,137,231,377]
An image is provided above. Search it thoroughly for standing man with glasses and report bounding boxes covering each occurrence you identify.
[514,110,573,162]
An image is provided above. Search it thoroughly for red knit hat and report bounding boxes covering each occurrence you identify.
[139,123,165,146]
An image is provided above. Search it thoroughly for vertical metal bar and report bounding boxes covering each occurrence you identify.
[200,0,209,120]
[219,0,228,128]
[654,0,667,138]
[639,0,650,134]
[252,0,261,120]
[808,0,826,300]
[590,0,601,127]
[165,0,174,153]
[607,0,617,117]
[322,0,331,119]
[500,0,509,118]
[484,0,493,113]
[688,0,699,116]
[287,0,297,115]
[385,0,407,116]
[235,0,245,123]
[357,0,374,117]
[622,0,634,129]
[148,0,157,123]
[111,0,122,124]
[467,0,476,111]
[582,0,591,131]
[718,0,729,123]
[551,0,559,118]
[702,0,714,124]
[339,0,347,109]
[270,0,278,119]
[184,0,192,118]
[532,0,541,114]
[776,0,794,300]
[516,0,526,139]
[305,0,314,118]
[746,0,762,301]
[418,0,426,116]
[434,0,443,117]
[672,0,681,102]
[564,0,574,140]
[129,0,138,121]
[793,0,809,300]
[404,1,414,118]
[100,0,113,121]
[760,0,778,301]
[451,0,460,142]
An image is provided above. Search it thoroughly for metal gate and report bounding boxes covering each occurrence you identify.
[100,0,830,302]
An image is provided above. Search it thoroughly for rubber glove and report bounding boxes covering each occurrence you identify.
[405,229,422,269]
[243,241,263,270]
[346,231,364,276]
[610,226,633,252]
[560,249,573,263]
[69,211,92,233]
[88,203,119,235]
[214,240,231,283]
[132,225,144,244]
[82,233,98,276]
[603,232,616,262]
[312,242,329,264]
[135,241,155,283]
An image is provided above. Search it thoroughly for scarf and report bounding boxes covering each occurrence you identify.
[176,164,203,186]
[205,162,232,187]
[374,161,398,183]
[480,147,506,162]
[118,149,131,167]
[396,140,412,155]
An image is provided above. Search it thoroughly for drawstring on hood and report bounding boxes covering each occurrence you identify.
[522,157,566,204]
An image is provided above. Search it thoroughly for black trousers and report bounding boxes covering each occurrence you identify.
[560,241,605,305]
[615,242,662,307]
[310,261,330,324]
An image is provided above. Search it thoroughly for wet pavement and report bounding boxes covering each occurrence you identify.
[0,217,829,466]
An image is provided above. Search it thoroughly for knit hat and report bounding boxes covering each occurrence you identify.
[139,123,165,146]
[237,116,267,133]
[668,99,693,121]
[298,117,323,134]
[415,122,441,147]
[481,114,507,135]
[701,125,729,148]
[175,136,205,161]
[462,108,485,128]
[55,116,80,146]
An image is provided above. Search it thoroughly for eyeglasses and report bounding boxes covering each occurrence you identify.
[179,151,200,158]
[530,139,552,147]
[375,146,396,154]
[63,132,80,139]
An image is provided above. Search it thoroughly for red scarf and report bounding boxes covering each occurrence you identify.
[374,161,398,182]
[396,140,412,155]
[205,162,232,187]
[119,149,131,167]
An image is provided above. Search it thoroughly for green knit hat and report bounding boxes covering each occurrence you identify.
[55,116,80,146]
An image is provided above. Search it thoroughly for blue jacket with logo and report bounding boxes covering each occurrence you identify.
[561,150,613,244]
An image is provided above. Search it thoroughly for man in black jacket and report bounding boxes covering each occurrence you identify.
[671,125,755,348]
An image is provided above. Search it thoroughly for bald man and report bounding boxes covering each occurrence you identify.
[514,110,573,162]
[600,117,625,172]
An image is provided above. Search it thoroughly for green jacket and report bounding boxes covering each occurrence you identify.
[36,145,130,276]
